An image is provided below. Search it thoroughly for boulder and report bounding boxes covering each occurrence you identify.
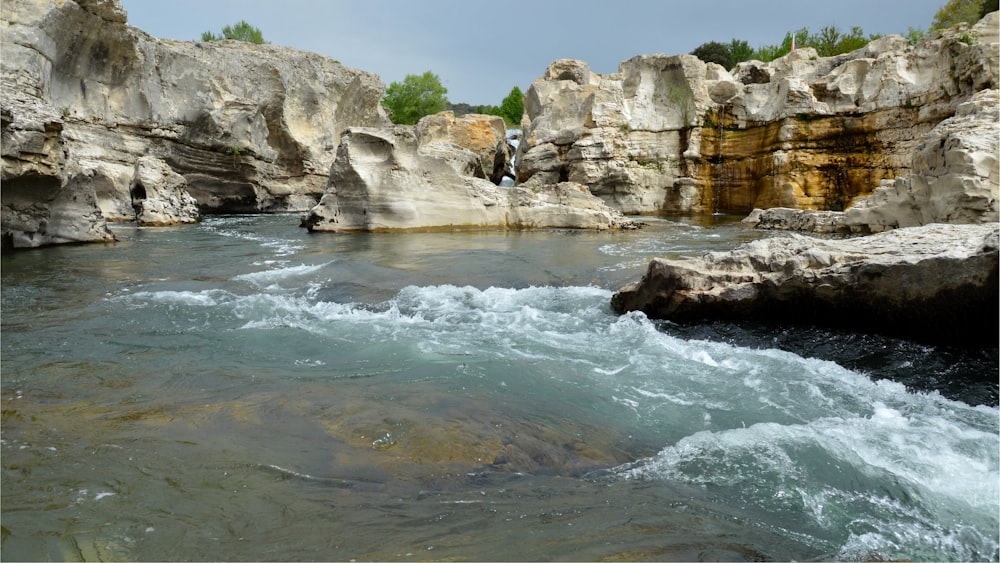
[2,0,388,248]
[610,223,999,345]
[130,156,199,226]
[516,13,999,216]
[301,117,638,232]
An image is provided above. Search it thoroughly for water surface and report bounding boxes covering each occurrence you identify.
[2,215,997,561]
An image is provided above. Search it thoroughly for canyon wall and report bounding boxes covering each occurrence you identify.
[2,0,388,247]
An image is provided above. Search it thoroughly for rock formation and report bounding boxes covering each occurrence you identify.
[302,113,637,232]
[745,87,998,233]
[417,111,514,184]
[611,223,999,345]
[516,14,998,217]
[129,156,199,226]
[607,16,999,341]
[2,0,388,248]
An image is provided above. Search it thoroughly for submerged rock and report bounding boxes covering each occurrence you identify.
[611,223,999,345]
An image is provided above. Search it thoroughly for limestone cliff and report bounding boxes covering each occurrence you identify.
[516,14,999,219]
[2,0,388,248]
[745,88,999,233]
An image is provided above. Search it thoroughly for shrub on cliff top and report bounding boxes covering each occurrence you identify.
[201,20,267,44]
[932,0,991,29]
[691,41,734,69]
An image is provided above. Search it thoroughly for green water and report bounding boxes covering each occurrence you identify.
[2,215,997,561]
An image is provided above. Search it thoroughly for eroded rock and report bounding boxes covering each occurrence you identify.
[130,156,199,226]
[611,223,999,345]
[303,115,638,232]
[516,14,999,216]
[745,88,999,233]
[2,0,388,247]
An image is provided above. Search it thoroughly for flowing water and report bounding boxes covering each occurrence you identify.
[2,215,997,562]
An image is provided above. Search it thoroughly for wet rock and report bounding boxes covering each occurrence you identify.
[611,223,999,345]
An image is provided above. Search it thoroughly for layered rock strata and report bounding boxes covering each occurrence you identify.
[745,87,999,233]
[517,14,998,217]
[2,0,388,247]
[302,114,637,232]
[611,223,999,345]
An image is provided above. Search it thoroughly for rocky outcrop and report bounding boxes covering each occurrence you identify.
[744,87,999,233]
[302,114,638,232]
[130,156,199,226]
[417,111,514,184]
[611,223,999,345]
[2,0,388,247]
[516,13,999,216]
[1,96,116,248]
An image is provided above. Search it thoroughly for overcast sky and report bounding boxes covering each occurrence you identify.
[121,1,948,105]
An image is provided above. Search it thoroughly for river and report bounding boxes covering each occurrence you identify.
[2,214,997,561]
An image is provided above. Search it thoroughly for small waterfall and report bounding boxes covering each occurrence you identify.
[501,128,521,187]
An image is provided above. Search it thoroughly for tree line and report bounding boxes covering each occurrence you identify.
[691,0,997,68]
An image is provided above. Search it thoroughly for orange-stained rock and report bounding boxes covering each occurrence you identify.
[417,112,513,184]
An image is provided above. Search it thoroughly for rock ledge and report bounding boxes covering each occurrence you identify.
[611,223,999,345]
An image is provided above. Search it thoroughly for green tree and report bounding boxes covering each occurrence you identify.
[498,86,524,126]
[691,41,734,69]
[382,71,449,125]
[830,26,876,55]
[201,20,266,44]
[931,0,985,29]
[751,28,809,62]
[905,26,928,45]
[728,39,754,65]
[980,0,999,17]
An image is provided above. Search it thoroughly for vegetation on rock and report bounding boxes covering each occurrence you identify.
[932,0,996,29]
[690,41,734,69]
[200,20,267,44]
[691,0,996,68]
[692,26,880,68]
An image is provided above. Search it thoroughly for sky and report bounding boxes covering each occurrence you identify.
[121,0,948,105]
